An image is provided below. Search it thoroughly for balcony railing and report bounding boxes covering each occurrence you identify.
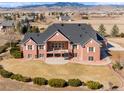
[47,48,69,53]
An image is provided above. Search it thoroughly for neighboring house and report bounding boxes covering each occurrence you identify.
[58,15,72,22]
[19,16,34,22]
[21,23,107,62]
[0,20,15,32]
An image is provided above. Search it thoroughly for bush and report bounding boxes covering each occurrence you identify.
[0,65,3,69]
[112,62,123,70]
[10,74,32,82]
[48,79,67,88]
[11,50,22,58]
[10,46,22,58]
[119,33,124,37]
[86,81,103,90]
[68,79,82,87]
[22,77,32,82]
[33,77,48,86]
[0,69,13,78]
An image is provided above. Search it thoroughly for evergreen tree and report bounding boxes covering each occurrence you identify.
[35,27,40,33]
[21,25,28,34]
[98,24,106,36]
[111,24,119,37]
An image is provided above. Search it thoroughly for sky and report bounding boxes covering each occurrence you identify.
[0,2,124,8]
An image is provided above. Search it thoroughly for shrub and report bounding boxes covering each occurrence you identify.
[10,74,23,81]
[0,69,13,78]
[68,79,82,87]
[86,81,103,90]
[10,46,22,58]
[33,77,48,86]
[11,50,22,58]
[48,79,67,88]
[112,62,123,70]
[21,76,32,82]
[119,33,124,37]
[0,65,3,69]
[10,74,32,82]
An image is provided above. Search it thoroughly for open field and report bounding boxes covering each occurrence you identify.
[0,59,121,89]
[55,16,124,34]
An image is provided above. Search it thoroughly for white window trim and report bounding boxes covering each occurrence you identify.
[94,47,95,52]
[77,45,79,49]
[26,45,28,50]
[32,45,34,50]
[87,47,89,53]
[44,45,45,50]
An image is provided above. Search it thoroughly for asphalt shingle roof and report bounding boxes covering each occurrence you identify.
[21,23,104,46]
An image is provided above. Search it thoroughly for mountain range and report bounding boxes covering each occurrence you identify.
[0,2,124,9]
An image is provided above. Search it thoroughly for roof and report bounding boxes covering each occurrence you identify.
[21,23,105,46]
[20,16,34,21]
[59,15,71,21]
[0,20,15,27]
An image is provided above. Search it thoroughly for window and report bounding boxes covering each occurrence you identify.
[28,45,32,50]
[39,54,44,58]
[38,45,44,50]
[27,54,32,58]
[73,44,77,49]
[88,56,94,61]
[89,47,94,52]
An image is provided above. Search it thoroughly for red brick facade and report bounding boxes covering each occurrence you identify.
[21,31,105,62]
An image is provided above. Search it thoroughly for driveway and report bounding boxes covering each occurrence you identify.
[108,41,124,51]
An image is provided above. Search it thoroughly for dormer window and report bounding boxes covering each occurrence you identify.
[38,45,44,50]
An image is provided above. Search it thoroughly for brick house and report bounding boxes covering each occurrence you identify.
[21,23,107,62]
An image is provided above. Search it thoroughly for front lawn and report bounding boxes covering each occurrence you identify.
[0,59,121,89]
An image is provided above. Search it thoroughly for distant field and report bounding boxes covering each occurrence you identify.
[0,59,121,89]
[66,16,124,34]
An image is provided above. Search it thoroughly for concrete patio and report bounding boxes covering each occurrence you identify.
[45,57,69,64]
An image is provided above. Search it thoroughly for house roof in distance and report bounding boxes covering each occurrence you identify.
[0,20,16,27]
[21,23,104,46]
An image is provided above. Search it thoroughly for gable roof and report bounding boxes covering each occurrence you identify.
[21,23,104,46]
[59,15,71,21]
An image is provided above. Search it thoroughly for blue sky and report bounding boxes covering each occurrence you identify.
[0,2,124,8]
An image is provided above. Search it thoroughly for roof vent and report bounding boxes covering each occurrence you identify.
[61,24,64,26]
[78,24,81,26]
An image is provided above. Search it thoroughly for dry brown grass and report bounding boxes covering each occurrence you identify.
[0,59,121,89]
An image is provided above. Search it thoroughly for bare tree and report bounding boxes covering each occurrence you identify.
[5,27,17,48]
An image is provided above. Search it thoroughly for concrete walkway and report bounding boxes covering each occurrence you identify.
[45,58,69,65]
[108,41,124,51]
